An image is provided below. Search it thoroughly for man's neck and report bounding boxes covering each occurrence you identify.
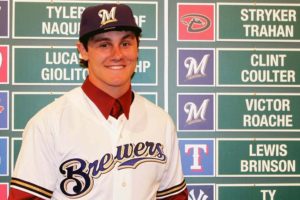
[88,77,130,99]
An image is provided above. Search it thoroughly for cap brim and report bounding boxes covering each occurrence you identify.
[79,26,142,42]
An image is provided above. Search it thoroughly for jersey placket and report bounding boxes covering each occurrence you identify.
[108,115,132,200]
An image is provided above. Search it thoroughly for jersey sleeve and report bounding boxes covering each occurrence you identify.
[10,113,57,199]
[156,116,187,199]
[159,188,189,200]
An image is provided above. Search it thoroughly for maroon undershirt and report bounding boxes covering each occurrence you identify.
[81,77,132,119]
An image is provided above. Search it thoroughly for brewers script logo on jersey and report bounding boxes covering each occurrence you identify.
[59,141,166,198]
[177,93,214,131]
[179,139,215,176]
[0,45,8,83]
[177,3,214,41]
[177,48,214,86]
[187,184,214,200]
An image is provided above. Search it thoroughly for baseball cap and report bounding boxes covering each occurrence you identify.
[79,3,142,41]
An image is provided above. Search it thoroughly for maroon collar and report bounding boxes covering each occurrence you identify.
[81,77,132,119]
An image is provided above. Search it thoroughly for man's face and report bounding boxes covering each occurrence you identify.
[77,31,138,96]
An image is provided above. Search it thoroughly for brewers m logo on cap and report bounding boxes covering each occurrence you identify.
[98,6,117,27]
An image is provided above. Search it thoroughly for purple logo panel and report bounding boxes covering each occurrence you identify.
[187,184,214,200]
[178,94,214,131]
[178,49,214,86]
[0,1,8,37]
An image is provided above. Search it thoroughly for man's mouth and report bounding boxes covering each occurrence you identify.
[107,65,125,70]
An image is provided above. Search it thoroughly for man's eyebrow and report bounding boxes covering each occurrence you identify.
[122,33,136,40]
[92,33,135,42]
[91,36,110,42]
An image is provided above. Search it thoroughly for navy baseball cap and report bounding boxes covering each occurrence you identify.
[79,3,142,41]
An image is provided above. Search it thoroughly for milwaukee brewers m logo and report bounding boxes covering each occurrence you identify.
[184,99,209,125]
[185,54,210,80]
[98,7,117,26]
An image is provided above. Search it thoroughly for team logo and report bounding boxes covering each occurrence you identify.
[178,4,214,41]
[0,103,4,113]
[60,141,166,198]
[0,45,8,83]
[180,14,210,33]
[188,184,214,200]
[98,6,117,26]
[178,49,214,86]
[179,139,215,176]
[0,137,8,176]
[0,91,8,130]
[177,94,214,131]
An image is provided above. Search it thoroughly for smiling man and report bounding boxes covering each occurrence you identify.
[9,3,188,200]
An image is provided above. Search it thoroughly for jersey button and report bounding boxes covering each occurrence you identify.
[122,182,127,187]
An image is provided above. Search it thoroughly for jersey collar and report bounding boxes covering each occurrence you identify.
[81,77,133,119]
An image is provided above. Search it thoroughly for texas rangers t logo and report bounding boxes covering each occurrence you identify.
[179,139,215,176]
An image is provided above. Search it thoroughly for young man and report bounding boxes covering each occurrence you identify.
[9,3,188,199]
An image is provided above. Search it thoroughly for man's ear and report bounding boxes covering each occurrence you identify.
[76,41,88,61]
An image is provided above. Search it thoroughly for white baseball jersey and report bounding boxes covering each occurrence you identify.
[11,87,186,199]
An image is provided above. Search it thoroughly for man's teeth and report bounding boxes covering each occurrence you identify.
[109,66,124,69]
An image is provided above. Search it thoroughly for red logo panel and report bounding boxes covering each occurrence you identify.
[0,45,8,83]
[178,4,214,41]
[0,183,8,200]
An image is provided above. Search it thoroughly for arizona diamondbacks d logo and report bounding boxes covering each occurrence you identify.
[180,14,211,32]
[98,7,117,26]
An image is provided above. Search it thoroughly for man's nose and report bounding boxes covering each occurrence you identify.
[111,46,123,60]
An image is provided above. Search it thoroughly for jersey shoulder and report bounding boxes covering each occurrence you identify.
[26,87,83,127]
[132,93,175,126]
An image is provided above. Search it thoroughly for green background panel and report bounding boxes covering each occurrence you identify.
[218,140,300,175]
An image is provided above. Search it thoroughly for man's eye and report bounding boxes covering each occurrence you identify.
[99,42,110,48]
[122,42,130,47]
[100,44,107,48]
